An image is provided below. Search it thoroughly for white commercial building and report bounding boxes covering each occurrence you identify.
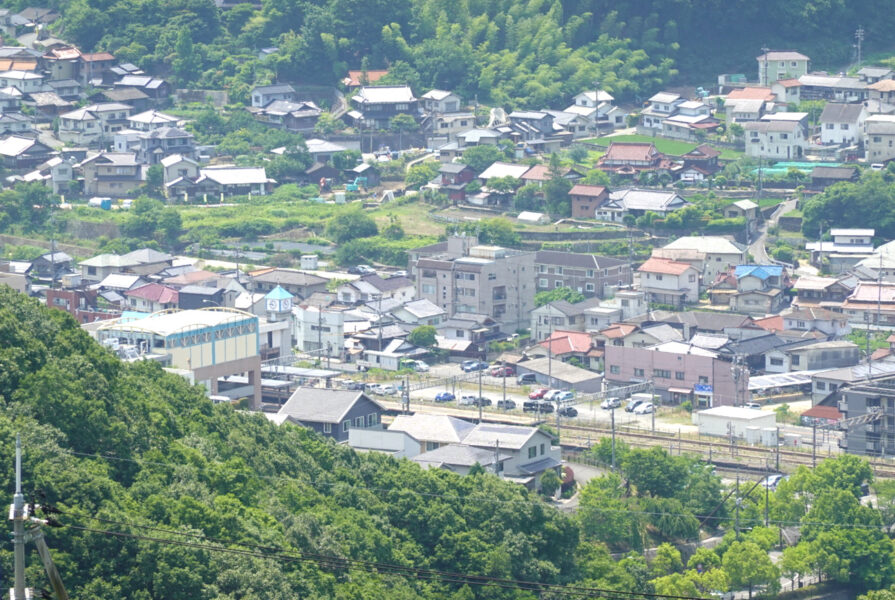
[696,406,776,440]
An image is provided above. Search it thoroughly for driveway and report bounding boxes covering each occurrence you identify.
[749,198,796,264]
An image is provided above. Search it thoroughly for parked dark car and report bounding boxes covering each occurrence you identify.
[558,406,578,417]
[497,399,516,410]
[523,400,554,413]
[473,397,492,407]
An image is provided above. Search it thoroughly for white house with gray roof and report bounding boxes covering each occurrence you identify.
[744,114,809,159]
[819,103,867,145]
[250,83,295,108]
[596,189,687,222]
[866,115,895,162]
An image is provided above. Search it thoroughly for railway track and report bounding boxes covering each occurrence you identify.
[558,423,895,477]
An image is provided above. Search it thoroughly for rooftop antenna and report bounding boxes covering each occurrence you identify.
[12,434,26,600]
[855,26,865,66]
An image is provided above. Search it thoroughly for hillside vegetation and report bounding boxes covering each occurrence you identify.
[25,0,895,107]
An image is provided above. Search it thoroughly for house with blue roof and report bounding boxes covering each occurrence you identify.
[709,265,792,315]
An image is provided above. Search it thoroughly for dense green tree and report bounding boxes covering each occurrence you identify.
[407,325,437,347]
[577,473,644,549]
[325,209,378,243]
[722,541,779,598]
[534,286,585,307]
[461,145,504,174]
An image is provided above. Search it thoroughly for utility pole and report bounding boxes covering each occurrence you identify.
[735,473,741,541]
[761,46,770,86]
[402,376,409,414]
[12,434,26,600]
[493,440,500,475]
[501,359,507,407]
[765,460,771,528]
[812,422,817,467]
[776,426,781,471]
[478,366,483,423]
[610,406,617,470]
[855,25,865,66]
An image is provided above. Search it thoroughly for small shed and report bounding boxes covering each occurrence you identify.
[800,404,842,427]
[696,406,776,439]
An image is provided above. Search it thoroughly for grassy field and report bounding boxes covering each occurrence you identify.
[585,133,744,160]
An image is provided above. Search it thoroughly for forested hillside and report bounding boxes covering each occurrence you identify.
[8,0,894,107]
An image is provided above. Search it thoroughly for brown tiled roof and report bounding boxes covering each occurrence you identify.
[801,405,842,421]
[727,87,775,101]
[343,70,388,87]
[81,52,115,62]
[568,184,607,197]
[600,323,638,339]
[604,142,657,162]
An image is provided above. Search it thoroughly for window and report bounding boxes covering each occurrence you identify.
[540,443,545,455]
[426,441,439,451]
[355,416,364,428]
[342,420,350,432]
[610,365,620,374]
[770,357,784,366]
[422,284,435,294]
[675,371,685,380]
[826,124,834,130]
[323,423,331,433]
[539,278,548,288]
[634,368,645,377]
[421,269,436,278]
[656,274,663,281]
[841,123,849,130]
[653,369,671,379]
[539,265,546,273]
[367,413,378,426]
[688,274,696,283]
[488,273,496,280]
[586,269,594,277]
[816,381,826,390]
[528,446,537,459]
[585,283,594,292]
[792,355,800,365]
[554,280,562,288]
[556,267,563,275]
[698,376,709,384]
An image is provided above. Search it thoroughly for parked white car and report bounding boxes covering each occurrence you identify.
[633,402,654,415]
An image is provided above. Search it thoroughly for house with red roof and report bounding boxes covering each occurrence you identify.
[125,283,178,313]
[597,142,663,174]
[636,257,699,307]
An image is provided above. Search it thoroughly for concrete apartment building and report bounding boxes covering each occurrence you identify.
[534,250,632,298]
[411,236,535,332]
[837,376,895,456]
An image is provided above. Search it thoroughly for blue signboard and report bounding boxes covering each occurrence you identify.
[693,384,713,394]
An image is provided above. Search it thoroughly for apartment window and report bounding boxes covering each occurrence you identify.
[367,413,378,426]
[610,365,620,374]
[585,283,594,292]
[698,376,709,384]
[634,368,645,377]
[841,124,849,130]
[539,278,548,287]
[540,443,545,455]
[816,381,826,390]
[826,124,834,130]
[586,269,594,277]
[421,269,436,278]
[342,420,350,432]
[488,273,496,280]
[792,355,800,365]
[556,267,563,275]
[689,274,696,283]
[539,265,546,273]
[770,357,784,366]
[656,274,663,281]
[528,446,537,459]
[554,280,563,288]
[323,423,331,433]
[422,284,435,294]
[654,369,671,379]
[355,416,364,428]
[675,371,685,380]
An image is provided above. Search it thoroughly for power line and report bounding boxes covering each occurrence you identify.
[53,514,712,600]
[43,447,890,530]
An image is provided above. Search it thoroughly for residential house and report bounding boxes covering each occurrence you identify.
[710,265,790,315]
[841,282,895,326]
[596,188,687,223]
[636,257,700,307]
[435,313,502,354]
[681,144,722,178]
[723,199,760,221]
[0,69,42,94]
[771,79,802,104]
[806,228,875,273]
[177,285,227,310]
[420,89,461,114]
[79,152,143,198]
[594,322,683,350]
[429,112,476,142]
[250,100,321,132]
[337,274,415,305]
[513,356,602,392]
[30,251,72,282]
[292,297,344,358]
[568,184,608,219]
[127,109,179,131]
[413,237,535,331]
[342,69,388,91]
[757,51,810,86]
[79,51,116,87]
[655,236,748,283]
[456,128,501,147]
[866,79,895,111]
[536,330,599,369]
[160,154,199,189]
[413,444,512,476]
[0,112,33,135]
[21,156,74,194]
[276,388,383,442]
[438,162,476,202]
[534,249,632,298]
[810,166,859,190]
[100,87,151,112]
[638,92,684,135]
[819,103,867,146]
[812,359,895,406]
[58,102,132,146]
[744,113,809,160]
[604,341,743,407]
[0,135,51,169]
[477,161,529,184]
[391,298,445,327]
[798,74,867,103]
[249,267,328,299]
[351,85,418,129]
[250,83,295,108]
[520,164,583,188]
[661,101,720,141]
[792,274,858,309]
[782,306,851,337]
[597,142,663,174]
[189,166,275,198]
[45,78,80,99]
[530,297,602,341]
[726,99,767,124]
[859,67,894,84]
[543,110,592,139]
[865,115,895,163]
[124,282,178,313]
[567,89,626,130]
[136,127,196,164]
[113,75,170,102]
[305,138,348,164]
[764,341,860,374]
[584,289,648,330]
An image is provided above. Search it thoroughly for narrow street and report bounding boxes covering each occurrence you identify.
[748,198,796,264]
